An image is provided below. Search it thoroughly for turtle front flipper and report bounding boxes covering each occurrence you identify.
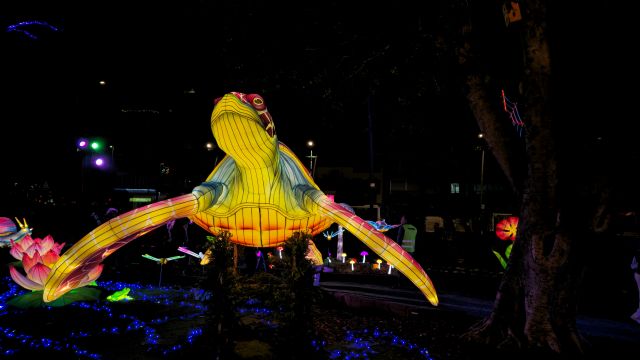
[314,196,439,306]
[43,183,224,302]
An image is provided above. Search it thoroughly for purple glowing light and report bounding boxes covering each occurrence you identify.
[94,158,105,167]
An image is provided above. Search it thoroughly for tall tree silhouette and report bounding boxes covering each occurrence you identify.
[451,0,634,355]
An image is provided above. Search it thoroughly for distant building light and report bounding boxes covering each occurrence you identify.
[129,197,153,203]
[114,188,157,194]
[99,80,106,85]
[450,183,460,194]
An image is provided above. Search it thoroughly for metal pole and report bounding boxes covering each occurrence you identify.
[479,148,486,236]
[337,225,344,257]
[480,148,485,210]
[306,147,317,178]
[312,153,317,178]
[368,95,375,212]
[80,156,85,194]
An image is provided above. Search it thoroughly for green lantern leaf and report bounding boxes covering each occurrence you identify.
[6,288,102,309]
[492,250,507,269]
[505,243,513,259]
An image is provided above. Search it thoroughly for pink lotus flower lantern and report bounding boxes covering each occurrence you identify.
[8,235,103,291]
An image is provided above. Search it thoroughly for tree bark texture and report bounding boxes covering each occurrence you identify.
[463,0,586,355]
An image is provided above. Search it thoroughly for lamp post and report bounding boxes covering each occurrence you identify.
[206,141,218,166]
[478,133,486,235]
[77,140,87,193]
[306,140,317,178]
[369,180,376,215]
[478,133,485,211]
[109,145,115,165]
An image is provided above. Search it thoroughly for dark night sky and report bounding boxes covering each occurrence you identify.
[0,1,633,200]
[1,2,462,178]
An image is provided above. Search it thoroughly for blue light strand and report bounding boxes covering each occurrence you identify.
[1,277,433,359]
[320,327,433,360]
[0,277,206,358]
[6,20,60,39]
[0,325,102,359]
[236,298,278,329]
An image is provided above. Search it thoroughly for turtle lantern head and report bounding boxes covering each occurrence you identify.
[211,92,278,168]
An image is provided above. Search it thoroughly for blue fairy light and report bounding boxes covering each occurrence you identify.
[6,20,60,39]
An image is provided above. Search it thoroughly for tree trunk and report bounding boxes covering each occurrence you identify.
[233,244,238,276]
[463,0,587,354]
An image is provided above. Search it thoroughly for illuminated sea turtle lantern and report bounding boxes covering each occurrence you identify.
[43,92,438,306]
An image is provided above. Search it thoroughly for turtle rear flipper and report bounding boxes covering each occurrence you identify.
[317,197,439,306]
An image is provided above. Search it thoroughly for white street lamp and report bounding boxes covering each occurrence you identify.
[306,140,317,178]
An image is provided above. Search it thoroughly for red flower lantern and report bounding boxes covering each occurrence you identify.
[496,216,519,241]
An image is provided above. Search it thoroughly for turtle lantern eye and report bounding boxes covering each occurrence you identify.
[246,93,275,137]
[246,94,266,111]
